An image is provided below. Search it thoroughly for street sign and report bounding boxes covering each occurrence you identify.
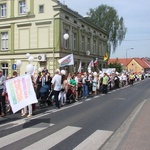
[12,64,16,70]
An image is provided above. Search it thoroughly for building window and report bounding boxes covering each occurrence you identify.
[1,32,8,50]
[93,40,96,54]
[81,35,85,52]
[99,41,102,55]
[19,0,26,14]
[63,30,69,49]
[87,37,91,51]
[73,32,77,50]
[1,63,8,77]
[39,5,44,13]
[0,3,6,17]
[65,16,69,20]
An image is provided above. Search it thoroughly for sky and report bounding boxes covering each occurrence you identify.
[59,0,150,59]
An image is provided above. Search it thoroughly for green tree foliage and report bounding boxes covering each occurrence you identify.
[87,5,127,53]
[108,62,122,73]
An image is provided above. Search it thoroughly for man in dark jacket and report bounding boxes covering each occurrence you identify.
[0,70,6,117]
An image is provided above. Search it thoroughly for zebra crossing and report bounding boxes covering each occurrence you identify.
[0,119,113,150]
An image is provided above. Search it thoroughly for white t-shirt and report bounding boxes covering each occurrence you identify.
[51,74,61,91]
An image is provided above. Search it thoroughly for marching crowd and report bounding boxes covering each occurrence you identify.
[0,68,145,118]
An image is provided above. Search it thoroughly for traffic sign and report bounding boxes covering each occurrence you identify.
[12,64,16,70]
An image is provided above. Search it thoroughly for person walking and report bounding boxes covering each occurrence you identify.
[102,73,108,94]
[51,69,61,108]
[0,70,6,117]
[82,72,89,98]
[129,73,135,85]
[92,72,98,96]
[58,70,68,106]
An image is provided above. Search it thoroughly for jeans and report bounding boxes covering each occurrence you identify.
[82,84,88,97]
[54,90,60,108]
[0,90,6,115]
[103,84,108,94]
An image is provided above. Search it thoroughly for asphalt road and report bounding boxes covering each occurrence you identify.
[0,78,150,150]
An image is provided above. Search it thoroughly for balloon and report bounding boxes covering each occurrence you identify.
[88,67,91,71]
[38,67,42,72]
[88,69,91,73]
[26,53,30,58]
[61,70,66,75]
[28,56,34,62]
[26,64,34,74]
[16,60,22,68]
[93,72,97,76]
[63,33,69,40]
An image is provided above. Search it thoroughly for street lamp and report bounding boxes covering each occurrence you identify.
[126,48,134,72]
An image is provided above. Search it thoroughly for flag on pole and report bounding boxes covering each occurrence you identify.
[88,60,94,68]
[78,61,82,73]
[94,58,98,67]
[104,52,108,61]
[58,54,74,67]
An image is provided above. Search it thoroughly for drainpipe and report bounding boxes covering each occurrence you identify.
[53,12,60,75]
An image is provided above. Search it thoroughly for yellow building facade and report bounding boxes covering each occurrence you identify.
[0,0,108,77]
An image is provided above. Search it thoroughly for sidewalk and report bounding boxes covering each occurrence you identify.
[116,99,150,150]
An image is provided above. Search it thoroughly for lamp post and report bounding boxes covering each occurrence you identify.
[126,48,134,72]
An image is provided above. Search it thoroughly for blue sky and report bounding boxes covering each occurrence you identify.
[59,0,150,58]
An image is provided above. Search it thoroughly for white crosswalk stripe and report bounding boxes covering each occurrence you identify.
[73,130,113,150]
[1,122,113,150]
[23,126,81,150]
[0,123,54,149]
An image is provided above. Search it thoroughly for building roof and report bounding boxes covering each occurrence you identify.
[141,58,150,67]
[133,58,150,68]
[108,58,132,66]
[108,57,150,69]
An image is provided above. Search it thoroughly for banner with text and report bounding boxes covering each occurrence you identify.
[6,74,38,113]
[58,54,74,67]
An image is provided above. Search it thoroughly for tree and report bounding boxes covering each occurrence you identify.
[108,62,122,73]
[87,5,127,53]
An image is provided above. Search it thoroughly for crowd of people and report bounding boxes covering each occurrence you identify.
[0,67,146,118]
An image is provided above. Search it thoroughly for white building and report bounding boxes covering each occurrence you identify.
[0,0,108,77]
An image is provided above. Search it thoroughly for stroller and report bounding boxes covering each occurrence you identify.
[66,87,76,103]
[39,85,53,107]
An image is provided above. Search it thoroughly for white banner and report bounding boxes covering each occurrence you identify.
[6,74,38,113]
[102,68,116,74]
[58,54,74,67]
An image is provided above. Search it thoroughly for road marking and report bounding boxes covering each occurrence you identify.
[94,95,99,98]
[0,102,83,130]
[73,130,113,150]
[101,99,147,150]
[85,98,92,101]
[0,123,54,148]
[52,101,83,113]
[0,119,29,131]
[23,126,81,150]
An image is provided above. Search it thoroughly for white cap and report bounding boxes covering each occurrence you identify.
[61,70,66,75]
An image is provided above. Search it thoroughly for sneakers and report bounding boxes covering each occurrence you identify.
[27,114,32,118]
